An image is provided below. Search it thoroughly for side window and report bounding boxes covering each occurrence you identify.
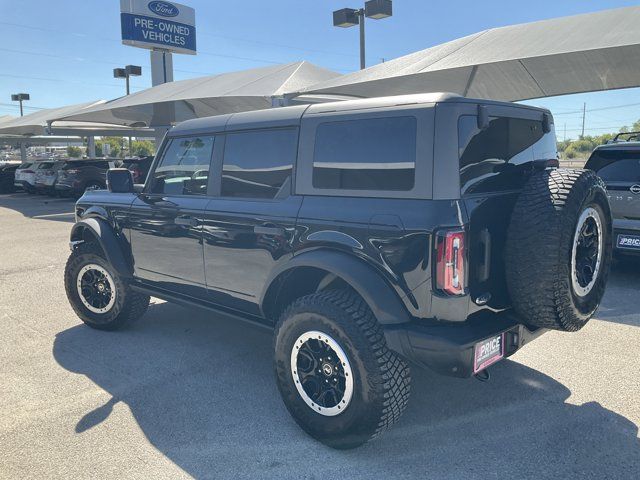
[458,115,554,194]
[312,116,416,191]
[221,128,297,199]
[151,136,214,196]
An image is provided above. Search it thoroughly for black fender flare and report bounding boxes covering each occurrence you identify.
[70,218,132,278]
[261,249,411,325]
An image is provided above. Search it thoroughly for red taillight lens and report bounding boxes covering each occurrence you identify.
[435,230,466,296]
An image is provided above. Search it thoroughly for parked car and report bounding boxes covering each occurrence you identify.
[56,159,117,197]
[585,132,640,257]
[34,160,67,196]
[0,161,21,193]
[65,93,612,449]
[122,156,153,184]
[13,162,40,193]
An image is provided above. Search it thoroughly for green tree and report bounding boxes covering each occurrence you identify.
[67,146,82,158]
[130,140,155,157]
[95,137,124,158]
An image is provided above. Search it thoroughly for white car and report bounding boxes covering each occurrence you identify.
[14,162,41,193]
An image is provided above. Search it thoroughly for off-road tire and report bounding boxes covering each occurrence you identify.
[505,168,612,331]
[274,290,411,449]
[64,243,149,330]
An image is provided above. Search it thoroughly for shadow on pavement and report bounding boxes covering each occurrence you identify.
[53,301,640,479]
[596,257,640,327]
[0,192,75,223]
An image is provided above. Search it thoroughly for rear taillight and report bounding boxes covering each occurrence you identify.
[435,230,466,296]
[23,169,35,174]
[65,169,79,174]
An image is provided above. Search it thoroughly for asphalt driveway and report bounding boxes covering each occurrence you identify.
[0,192,638,479]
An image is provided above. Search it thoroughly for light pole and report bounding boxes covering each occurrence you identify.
[11,93,30,116]
[333,0,393,70]
[113,64,141,95]
[114,65,141,156]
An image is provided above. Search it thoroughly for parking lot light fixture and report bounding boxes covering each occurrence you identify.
[332,1,392,70]
[11,93,30,116]
[113,65,142,96]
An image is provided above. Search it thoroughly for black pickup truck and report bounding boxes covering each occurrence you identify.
[64,93,612,449]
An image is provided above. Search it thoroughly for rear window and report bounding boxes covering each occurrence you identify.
[312,116,416,191]
[18,163,32,169]
[39,162,55,168]
[585,150,640,182]
[458,115,556,194]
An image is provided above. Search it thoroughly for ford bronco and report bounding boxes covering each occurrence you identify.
[64,93,612,449]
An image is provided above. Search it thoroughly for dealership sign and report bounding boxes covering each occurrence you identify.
[120,0,196,55]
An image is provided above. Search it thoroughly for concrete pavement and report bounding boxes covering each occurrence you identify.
[0,192,638,479]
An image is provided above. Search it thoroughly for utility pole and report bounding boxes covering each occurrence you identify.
[581,102,586,138]
[564,123,567,141]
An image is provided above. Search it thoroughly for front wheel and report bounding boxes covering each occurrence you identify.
[64,243,150,330]
[274,290,411,449]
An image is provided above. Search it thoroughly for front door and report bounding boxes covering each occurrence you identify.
[129,135,216,299]
[202,128,301,315]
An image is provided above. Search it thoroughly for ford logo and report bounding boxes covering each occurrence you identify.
[148,1,179,17]
[631,184,640,195]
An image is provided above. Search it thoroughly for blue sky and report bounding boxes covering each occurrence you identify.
[1,0,639,139]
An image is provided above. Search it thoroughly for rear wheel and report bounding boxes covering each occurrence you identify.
[506,169,612,331]
[64,243,149,330]
[274,290,411,449]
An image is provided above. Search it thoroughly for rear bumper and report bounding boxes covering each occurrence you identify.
[384,312,546,378]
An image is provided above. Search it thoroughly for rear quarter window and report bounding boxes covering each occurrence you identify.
[312,116,416,191]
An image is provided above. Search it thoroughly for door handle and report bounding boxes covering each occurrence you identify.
[254,225,285,236]
[175,216,199,227]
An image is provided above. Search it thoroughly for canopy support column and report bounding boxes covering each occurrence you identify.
[20,142,26,162]
[87,136,96,158]
[154,128,168,153]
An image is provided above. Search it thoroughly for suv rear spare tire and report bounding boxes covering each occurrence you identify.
[505,168,612,331]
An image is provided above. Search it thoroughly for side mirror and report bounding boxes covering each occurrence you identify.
[477,104,489,130]
[106,168,134,193]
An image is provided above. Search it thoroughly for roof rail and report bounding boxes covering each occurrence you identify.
[611,131,640,143]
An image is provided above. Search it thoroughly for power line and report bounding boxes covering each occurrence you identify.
[0,102,47,110]
[0,20,353,72]
[554,101,640,116]
[0,47,212,77]
[0,72,144,91]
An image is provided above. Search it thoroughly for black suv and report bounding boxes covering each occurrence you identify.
[585,133,640,256]
[64,93,612,449]
[56,159,118,197]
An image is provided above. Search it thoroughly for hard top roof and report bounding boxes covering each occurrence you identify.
[169,92,551,136]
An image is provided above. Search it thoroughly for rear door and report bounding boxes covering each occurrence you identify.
[202,127,301,314]
[128,135,215,299]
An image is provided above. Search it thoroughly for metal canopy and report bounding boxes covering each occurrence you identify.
[296,6,640,102]
[55,61,339,128]
[0,101,153,137]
